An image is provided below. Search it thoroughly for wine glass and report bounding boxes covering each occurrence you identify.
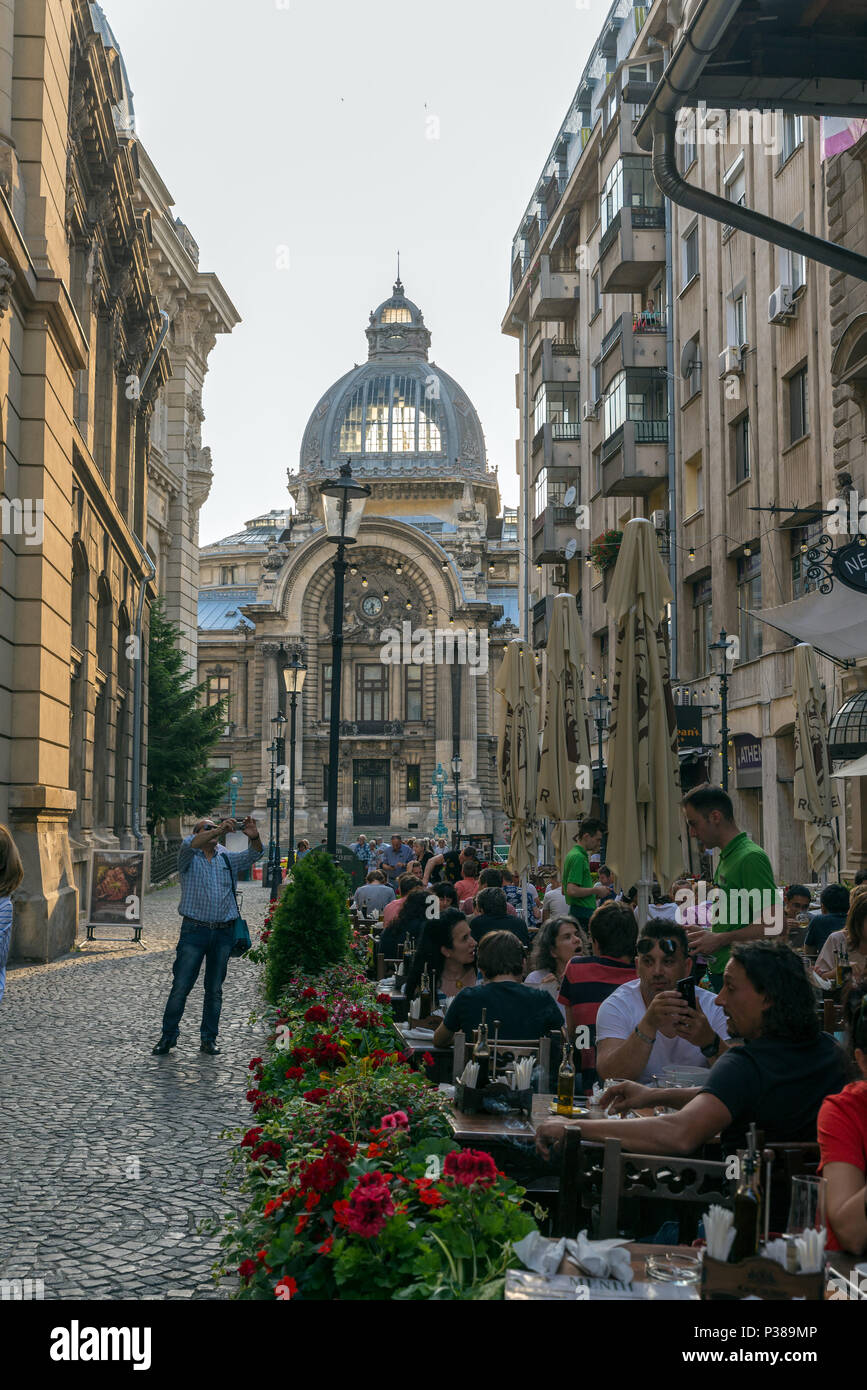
[786,1176,827,1235]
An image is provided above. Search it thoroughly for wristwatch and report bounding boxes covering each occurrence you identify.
[701,1035,721,1059]
[634,1025,656,1046]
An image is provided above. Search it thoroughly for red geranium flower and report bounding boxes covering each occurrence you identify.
[248,1057,263,1071]
[302,1088,329,1104]
[304,1005,328,1024]
[379,1110,409,1130]
[326,1132,357,1159]
[301,987,318,999]
[238,1259,257,1282]
[417,1185,447,1208]
[317,1235,334,1256]
[422,1052,435,1067]
[376,993,391,1006]
[332,1199,351,1228]
[345,1176,394,1239]
[443,1149,498,1188]
[240,1127,263,1149]
[274,1277,297,1300]
[294,1214,309,1235]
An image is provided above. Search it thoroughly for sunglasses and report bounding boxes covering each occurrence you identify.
[637,937,679,958]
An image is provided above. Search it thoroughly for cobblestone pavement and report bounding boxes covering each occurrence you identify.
[0,883,272,1300]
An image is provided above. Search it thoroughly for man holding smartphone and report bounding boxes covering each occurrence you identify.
[151,815,263,1057]
[594,922,729,1085]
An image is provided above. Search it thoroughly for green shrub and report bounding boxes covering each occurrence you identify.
[264,851,351,1002]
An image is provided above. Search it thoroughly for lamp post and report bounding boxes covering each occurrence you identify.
[709,629,732,792]
[432,762,448,837]
[228,771,242,820]
[269,712,287,901]
[320,461,371,855]
[451,752,463,848]
[588,687,610,856]
[283,648,307,872]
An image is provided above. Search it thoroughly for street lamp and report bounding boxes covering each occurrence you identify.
[228,771,242,820]
[588,687,610,855]
[432,762,448,837]
[268,712,287,901]
[451,752,463,848]
[282,648,307,873]
[320,461,371,855]
[709,628,732,792]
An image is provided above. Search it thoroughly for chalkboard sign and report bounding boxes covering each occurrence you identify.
[832,539,867,595]
[335,844,366,891]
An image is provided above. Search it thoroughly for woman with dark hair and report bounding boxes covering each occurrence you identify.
[816,889,867,982]
[430,881,459,909]
[818,979,867,1254]
[379,886,431,960]
[524,916,582,1018]
[422,849,462,887]
[403,907,477,1003]
[434,929,563,1049]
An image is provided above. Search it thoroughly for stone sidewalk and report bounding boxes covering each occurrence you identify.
[0,883,271,1300]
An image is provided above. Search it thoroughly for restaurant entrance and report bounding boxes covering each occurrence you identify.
[353,759,390,826]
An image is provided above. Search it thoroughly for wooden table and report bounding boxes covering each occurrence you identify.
[505,1243,700,1300]
[448,1092,579,1145]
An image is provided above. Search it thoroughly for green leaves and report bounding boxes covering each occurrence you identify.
[264,853,352,1002]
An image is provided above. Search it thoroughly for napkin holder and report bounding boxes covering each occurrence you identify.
[700,1253,824,1301]
[454,1080,533,1117]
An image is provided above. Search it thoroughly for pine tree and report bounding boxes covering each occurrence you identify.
[264,852,352,1003]
[146,599,231,833]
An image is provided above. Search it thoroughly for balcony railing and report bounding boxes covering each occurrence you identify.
[599,209,622,259]
[632,308,667,333]
[339,720,404,737]
[634,419,668,443]
[601,424,625,462]
[552,421,581,441]
[632,206,665,229]
[553,506,576,524]
[601,317,625,357]
[551,337,578,356]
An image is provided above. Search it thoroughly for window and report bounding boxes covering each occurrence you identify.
[603,369,666,440]
[788,366,809,443]
[723,157,746,235]
[336,373,443,455]
[592,270,601,317]
[737,553,763,663]
[683,452,704,516]
[732,413,751,483]
[356,664,388,722]
[678,115,697,173]
[780,242,807,293]
[728,291,748,348]
[382,307,412,323]
[682,225,699,287]
[321,663,332,720]
[406,764,421,802]
[684,336,702,400]
[780,113,803,165]
[693,578,713,677]
[405,665,422,721]
[600,155,661,232]
[604,371,626,438]
[790,523,822,599]
[220,566,236,585]
[206,673,232,735]
[533,468,545,518]
[535,383,581,436]
[533,385,546,437]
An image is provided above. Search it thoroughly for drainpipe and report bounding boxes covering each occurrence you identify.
[130,309,171,848]
[512,313,531,643]
[663,48,678,684]
[635,0,867,283]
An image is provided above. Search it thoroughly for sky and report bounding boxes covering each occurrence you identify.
[105,0,609,545]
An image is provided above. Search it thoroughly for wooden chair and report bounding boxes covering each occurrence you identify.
[554,1131,733,1240]
[376,953,401,982]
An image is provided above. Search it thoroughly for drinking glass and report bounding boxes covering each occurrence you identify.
[786,1176,827,1235]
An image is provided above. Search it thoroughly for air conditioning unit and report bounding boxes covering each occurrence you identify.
[768,283,796,325]
[582,399,598,421]
[650,509,668,531]
[718,345,744,378]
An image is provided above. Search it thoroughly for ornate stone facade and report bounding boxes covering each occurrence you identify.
[198,281,520,844]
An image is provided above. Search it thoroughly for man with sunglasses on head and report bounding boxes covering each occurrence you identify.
[151,814,263,1057]
[594,922,729,1085]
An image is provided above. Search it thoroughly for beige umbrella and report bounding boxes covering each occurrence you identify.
[536,592,593,874]
[605,519,685,923]
[793,642,839,878]
[494,639,540,882]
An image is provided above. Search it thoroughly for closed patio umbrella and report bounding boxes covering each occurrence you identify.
[793,642,839,878]
[495,639,540,885]
[536,592,592,875]
[604,518,685,926]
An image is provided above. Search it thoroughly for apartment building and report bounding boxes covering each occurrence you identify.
[503,0,842,882]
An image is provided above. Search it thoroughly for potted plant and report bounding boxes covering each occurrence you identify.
[589,529,623,575]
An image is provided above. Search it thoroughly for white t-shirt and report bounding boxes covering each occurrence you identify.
[543,888,569,917]
[595,977,729,1085]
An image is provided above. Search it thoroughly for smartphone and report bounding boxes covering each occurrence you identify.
[676,976,697,1011]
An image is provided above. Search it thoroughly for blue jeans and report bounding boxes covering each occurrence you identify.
[160,918,234,1043]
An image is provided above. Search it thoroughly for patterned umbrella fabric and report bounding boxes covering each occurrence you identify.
[536,593,592,874]
[793,642,839,876]
[495,640,540,880]
[604,519,685,914]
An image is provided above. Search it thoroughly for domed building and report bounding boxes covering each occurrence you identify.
[197,278,520,844]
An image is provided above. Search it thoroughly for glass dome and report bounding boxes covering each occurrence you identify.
[828,689,867,760]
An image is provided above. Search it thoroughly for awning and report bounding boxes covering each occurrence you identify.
[832,753,867,779]
[756,589,867,664]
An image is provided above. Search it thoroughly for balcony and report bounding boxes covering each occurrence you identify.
[600,311,668,385]
[337,720,405,738]
[530,253,581,322]
[541,336,579,383]
[533,504,583,564]
[532,421,581,473]
[600,419,669,497]
[599,205,666,293]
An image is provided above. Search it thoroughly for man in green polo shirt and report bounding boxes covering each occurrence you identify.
[563,819,610,940]
[681,785,780,991]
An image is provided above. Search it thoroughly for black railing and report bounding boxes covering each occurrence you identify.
[150,836,183,885]
[339,720,404,737]
[601,424,624,462]
[632,308,667,333]
[634,419,669,443]
[632,205,665,229]
[553,506,576,524]
[598,209,622,259]
[600,315,625,358]
[552,422,582,441]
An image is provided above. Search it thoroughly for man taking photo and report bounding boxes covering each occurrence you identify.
[151,815,263,1057]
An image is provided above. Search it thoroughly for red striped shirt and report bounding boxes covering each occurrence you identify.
[558,955,638,1070]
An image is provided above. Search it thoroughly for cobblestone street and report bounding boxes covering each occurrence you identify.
[0,883,271,1300]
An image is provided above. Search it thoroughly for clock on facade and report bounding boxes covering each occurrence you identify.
[361,594,383,618]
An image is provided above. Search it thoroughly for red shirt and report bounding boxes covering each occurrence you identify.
[456,877,479,906]
[558,955,638,1072]
[817,1080,867,1252]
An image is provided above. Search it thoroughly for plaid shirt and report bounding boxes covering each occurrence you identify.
[177,838,263,922]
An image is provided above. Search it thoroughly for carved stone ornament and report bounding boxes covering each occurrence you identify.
[457,547,478,570]
[0,259,15,316]
[262,542,287,572]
